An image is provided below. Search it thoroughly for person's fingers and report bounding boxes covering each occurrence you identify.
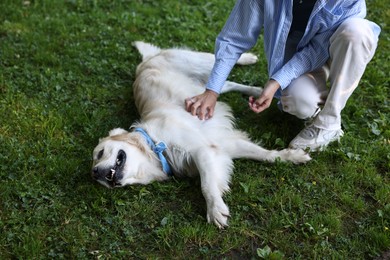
[198,111,204,120]
[198,103,209,120]
[185,91,218,120]
[249,79,280,114]
[248,96,255,106]
[185,97,196,111]
[248,96,258,112]
[185,99,191,111]
[249,104,259,113]
[256,99,271,113]
[190,100,200,116]
[206,106,214,120]
[255,104,266,113]
[249,96,270,113]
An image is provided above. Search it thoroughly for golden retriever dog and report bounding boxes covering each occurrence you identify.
[91,42,311,228]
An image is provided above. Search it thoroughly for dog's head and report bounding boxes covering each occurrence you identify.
[91,128,168,188]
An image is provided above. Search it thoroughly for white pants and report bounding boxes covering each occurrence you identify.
[280,18,379,130]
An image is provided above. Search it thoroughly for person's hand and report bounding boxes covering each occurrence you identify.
[185,90,219,120]
[248,79,280,113]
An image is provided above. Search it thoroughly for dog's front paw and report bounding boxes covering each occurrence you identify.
[206,200,230,229]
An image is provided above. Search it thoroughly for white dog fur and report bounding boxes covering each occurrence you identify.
[91,41,311,228]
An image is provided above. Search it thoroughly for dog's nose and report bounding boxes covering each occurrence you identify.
[92,167,99,178]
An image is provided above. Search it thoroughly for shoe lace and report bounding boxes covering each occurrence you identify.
[301,125,319,138]
[304,107,321,127]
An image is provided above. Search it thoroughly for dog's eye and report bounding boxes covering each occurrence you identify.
[116,150,126,166]
[97,149,104,160]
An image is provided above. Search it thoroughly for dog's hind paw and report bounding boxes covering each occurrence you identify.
[207,201,230,229]
[237,53,258,65]
[281,148,312,164]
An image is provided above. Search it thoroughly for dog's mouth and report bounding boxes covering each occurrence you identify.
[104,169,121,188]
[92,150,126,188]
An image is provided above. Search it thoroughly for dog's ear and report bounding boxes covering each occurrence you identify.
[109,128,128,136]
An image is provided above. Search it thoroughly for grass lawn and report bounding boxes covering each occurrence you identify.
[0,0,389,258]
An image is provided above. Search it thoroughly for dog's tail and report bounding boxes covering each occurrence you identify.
[133,41,161,61]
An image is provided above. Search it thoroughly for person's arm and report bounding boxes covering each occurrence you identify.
[185,0,264,120]
[206,0,264,94]
[248,28,333,114]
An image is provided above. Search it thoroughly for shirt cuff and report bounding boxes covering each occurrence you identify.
[271,63,306,90]
[205,59,236,94]
[271,71,291,90]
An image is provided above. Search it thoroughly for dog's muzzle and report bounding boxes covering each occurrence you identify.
[92,150,126,188]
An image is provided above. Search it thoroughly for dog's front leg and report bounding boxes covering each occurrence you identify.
[193,150,233,228]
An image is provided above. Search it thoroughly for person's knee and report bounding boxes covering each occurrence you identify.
[281,76,323,119]
[333,18,378,54]
[281,95,319,119]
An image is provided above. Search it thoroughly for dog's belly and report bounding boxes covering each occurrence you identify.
[134,69,205,111]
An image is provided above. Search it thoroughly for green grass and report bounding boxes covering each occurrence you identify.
[0,0,389,258]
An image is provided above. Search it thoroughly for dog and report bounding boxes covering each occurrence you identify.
[91,41,311,228]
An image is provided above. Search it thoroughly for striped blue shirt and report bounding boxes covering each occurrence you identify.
[206,0,381,98]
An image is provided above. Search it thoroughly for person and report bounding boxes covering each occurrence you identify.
[184,0,381,151]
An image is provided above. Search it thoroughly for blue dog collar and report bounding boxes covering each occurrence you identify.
[134,127,173,176]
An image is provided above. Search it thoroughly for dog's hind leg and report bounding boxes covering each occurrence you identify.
[236,53,258,65]
[162,49,258,84]
[220,81,263,96]
[227,138,311,164]
[161,50,215,84]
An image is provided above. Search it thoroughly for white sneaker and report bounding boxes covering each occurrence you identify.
[289,125,344,151]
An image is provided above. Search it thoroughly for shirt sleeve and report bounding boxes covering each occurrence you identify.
[206,0,264,94]
[271,29,335,89]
